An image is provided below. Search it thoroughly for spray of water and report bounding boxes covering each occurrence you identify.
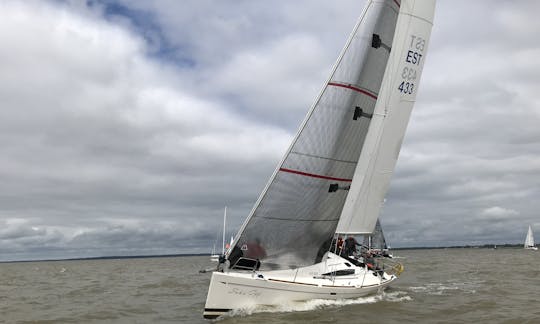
[224,290,411,318]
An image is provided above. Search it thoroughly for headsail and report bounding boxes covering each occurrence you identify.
[336,0,436,234]
[229,0,435,270]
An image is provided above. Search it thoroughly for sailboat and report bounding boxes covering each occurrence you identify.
[210,243,219,262]
[210,207,229,262]
[524,225,537,250]
[364,218,392,258]
[203,0,435,318]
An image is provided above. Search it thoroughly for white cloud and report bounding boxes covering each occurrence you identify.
[0,0,290,260]
[479,206,519,220]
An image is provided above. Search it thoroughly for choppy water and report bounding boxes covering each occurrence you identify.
[1,248,539,323]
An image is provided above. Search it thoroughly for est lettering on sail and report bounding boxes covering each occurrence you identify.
[398,34,426,95]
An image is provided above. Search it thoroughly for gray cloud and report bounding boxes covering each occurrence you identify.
[380,0,540,247]
[0,0,539,260]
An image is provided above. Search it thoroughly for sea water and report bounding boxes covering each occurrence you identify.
[1,248,539,323]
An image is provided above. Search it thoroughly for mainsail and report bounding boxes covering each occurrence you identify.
[229,0,434,270]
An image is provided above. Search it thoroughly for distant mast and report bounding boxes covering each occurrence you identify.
[222,207,227,255]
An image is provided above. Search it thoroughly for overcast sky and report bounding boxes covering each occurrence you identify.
[1,0,539,261]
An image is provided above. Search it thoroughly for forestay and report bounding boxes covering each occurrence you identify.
[229,0,400,270]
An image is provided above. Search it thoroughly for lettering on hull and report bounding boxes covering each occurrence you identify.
[227,287,262,298]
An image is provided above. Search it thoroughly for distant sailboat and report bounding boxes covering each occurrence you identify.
[524,225,537,250]
[203,0,435,319]
[210,207,229,262]
[210,243,219,262]
[363,218,392,257]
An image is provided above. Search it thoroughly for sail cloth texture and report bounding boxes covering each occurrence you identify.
[336,0,436,234]
[229,0,400,270]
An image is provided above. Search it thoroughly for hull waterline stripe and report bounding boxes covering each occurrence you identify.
[203,308,231,319]
[204,308,231,312]
[279,168,352,182]
[328,82,378,100]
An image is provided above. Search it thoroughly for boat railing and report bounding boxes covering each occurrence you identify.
[375,256,404,276]
[345,253,404,277]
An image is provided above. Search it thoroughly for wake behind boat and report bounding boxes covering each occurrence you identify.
[203,0,435,319]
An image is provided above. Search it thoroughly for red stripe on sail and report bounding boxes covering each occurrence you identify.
[279,168,352,182]
[328,82,378,100]
[393,0,400,8]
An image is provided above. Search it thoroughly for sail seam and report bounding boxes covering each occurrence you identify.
[290,151,358,164]
[328,82,378,100]
[279,168,352,182]
[253,215,340,222]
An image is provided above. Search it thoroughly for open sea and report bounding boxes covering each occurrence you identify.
[1,248,539,323]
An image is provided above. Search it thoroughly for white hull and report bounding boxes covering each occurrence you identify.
[203,253,398,319]
[525,246,538,251]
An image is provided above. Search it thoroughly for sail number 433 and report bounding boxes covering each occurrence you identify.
[398,66,416,94]
[398,34,426,95]
[398,81,414,94]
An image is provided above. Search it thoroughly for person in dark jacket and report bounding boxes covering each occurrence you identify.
[344,236,360,256]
